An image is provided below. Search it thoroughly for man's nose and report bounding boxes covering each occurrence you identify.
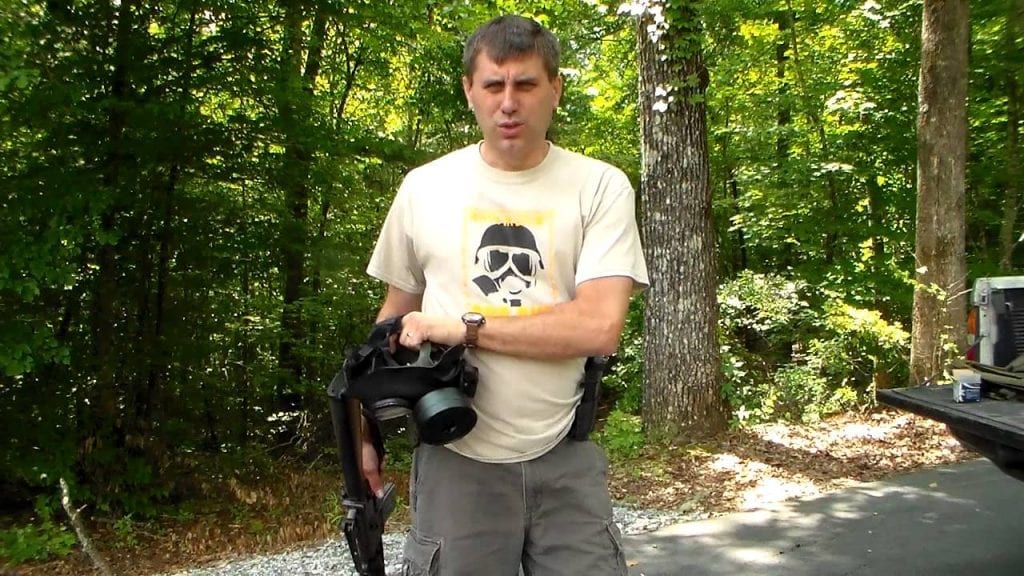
[500,86,518,114]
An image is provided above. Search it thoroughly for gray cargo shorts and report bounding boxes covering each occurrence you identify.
[401,437,628,576]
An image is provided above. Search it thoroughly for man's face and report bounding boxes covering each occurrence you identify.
[462,51,562,171]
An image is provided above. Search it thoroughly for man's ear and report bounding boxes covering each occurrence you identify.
[462,76,473,104]
[553,74,563,107]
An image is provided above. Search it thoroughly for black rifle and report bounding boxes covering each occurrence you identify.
[327,369,396,576]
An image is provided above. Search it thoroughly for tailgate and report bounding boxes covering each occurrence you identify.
[877,385,1024,480]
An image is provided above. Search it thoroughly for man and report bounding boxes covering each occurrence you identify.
[363,14,648,576]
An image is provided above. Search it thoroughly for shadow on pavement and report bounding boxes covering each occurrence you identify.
[624,459,1024,576]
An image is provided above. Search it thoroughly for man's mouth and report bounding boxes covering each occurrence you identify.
[498,121,523,135]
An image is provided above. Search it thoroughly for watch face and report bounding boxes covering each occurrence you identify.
[462,312,485,325]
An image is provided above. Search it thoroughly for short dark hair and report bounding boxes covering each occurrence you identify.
[462,15,561,80]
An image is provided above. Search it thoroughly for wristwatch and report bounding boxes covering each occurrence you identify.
[461,312,486,348]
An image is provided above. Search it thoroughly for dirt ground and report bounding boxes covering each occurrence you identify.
[13,409,973,576]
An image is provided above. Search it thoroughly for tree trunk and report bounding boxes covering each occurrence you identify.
[999,0,1024,271]
[275,1,323,393]
[775,10,792,162]
[87,0,138,448]
[638,1,728,439]
[910,0,970,385]
[783,0,840,264]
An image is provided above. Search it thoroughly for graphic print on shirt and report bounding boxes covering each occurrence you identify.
[464,208,558,315]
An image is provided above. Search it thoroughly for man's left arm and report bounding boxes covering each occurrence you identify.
[398,275,635,360]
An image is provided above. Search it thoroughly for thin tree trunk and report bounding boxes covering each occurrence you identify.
[910,0,970,385]
[147,6,200,418]
[276,1,315,391]
[776,11,791,162]
[783,0,840,264]
[87,0,139,461]
[719,100,747,274]
[866,173,885,266]
[638,1,728,439]
[999,0,1024,271]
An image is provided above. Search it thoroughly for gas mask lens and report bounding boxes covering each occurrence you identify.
[482,246,541,277]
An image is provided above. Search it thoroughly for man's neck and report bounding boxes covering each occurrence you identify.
[479,141,551,172]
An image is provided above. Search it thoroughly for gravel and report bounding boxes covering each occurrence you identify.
[163,505,687,576]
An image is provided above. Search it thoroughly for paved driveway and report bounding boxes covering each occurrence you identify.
[624,459,1024,576]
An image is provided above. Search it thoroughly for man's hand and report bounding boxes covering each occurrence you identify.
[361,433,385,498]
[399,311,463,348]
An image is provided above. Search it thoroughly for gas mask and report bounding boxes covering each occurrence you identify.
[332,317,478,445]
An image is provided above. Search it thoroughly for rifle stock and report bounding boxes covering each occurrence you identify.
[328,369,395,576]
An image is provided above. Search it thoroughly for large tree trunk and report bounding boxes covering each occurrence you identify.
[999,0,1024,272]
[638,1,728,439]
[910,0,970,385]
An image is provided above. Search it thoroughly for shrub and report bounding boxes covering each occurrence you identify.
[719,272,909,425]
[0,498,75,564]
[595,409,644,460]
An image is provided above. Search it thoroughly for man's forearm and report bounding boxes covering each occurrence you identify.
[476,300,624,359]
[399,276,635,361]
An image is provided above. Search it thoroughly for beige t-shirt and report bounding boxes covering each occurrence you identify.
[367,143,649,462]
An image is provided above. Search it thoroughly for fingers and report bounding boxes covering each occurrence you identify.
[399,312,463,347]
[361,437,385,498]
[399,329,424,349]
[399,312,427,348]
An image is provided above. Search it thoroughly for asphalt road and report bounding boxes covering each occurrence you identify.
[623,459,1024,576]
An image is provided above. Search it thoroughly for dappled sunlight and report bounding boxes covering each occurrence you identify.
[740,477,823,510]
[608,409,974,519]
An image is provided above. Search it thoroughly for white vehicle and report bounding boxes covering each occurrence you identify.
[880,276,1024,482]
[967,276,1024,367]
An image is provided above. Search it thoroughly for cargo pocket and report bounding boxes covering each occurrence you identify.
[604,520,628,575]
[402,529,441,576]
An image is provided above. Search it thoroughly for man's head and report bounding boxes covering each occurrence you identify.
[462,15,563,171]
[462,15,561,81]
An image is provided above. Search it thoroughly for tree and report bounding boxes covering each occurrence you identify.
[635,0,728,437]
[999,0,1024,271]
[910,0,970,385]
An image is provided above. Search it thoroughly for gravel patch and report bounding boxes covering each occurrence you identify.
[164,504,687,576]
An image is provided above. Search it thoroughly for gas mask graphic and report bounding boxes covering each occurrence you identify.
[472,223,545,307]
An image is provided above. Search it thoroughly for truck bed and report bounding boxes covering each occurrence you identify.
[877,385,1024,481]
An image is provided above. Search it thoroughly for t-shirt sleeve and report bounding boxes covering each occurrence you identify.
[575,167,650,290]
[366,176,426,294]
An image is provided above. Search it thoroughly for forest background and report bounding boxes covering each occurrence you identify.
[0,0,1012,568]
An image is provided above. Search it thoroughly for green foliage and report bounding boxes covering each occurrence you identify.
[719,271,812,349]
[112,514,140,550]
[0,498,75,565]
[0,0,1010,536]
[807,299,911,392]
[603,296,646,414]
[719,272,909,426]
[381,427,417,472]
[0,522,75,565]
[595,409,645,460]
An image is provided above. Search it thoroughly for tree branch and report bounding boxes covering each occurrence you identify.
[59,478,115,576]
